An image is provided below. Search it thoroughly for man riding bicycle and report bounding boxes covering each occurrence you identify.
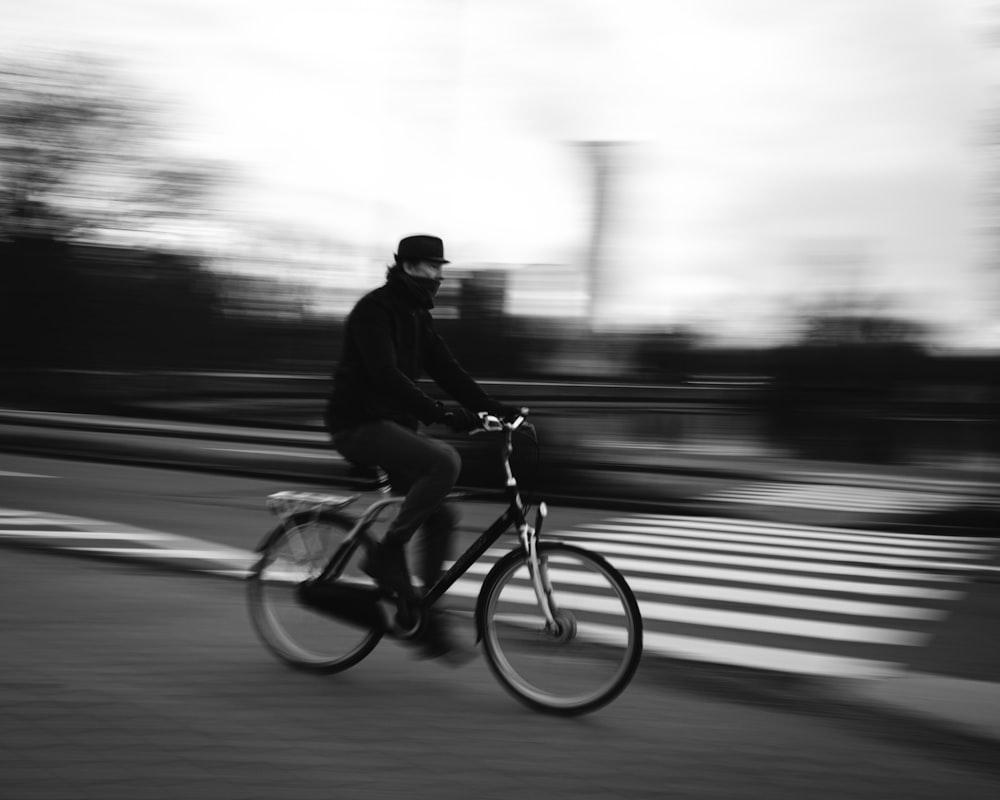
[324,234,520,663]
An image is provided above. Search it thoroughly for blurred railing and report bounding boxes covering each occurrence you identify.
[1,368,997,474]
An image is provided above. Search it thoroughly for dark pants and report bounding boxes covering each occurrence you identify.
[331,421,461,589]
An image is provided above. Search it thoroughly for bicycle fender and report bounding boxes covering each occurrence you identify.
[255,521,287,553]
[254,511,357,553]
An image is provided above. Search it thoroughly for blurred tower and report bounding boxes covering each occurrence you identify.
[578,141,623,327]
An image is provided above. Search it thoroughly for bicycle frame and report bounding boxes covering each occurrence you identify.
[250,412,643,715]
[313,415,558,632]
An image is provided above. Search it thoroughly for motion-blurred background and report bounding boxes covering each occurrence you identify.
[1,0,998,476]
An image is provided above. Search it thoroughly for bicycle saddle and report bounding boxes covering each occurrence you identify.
[346,463,392,491]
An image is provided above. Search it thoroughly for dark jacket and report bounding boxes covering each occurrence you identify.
[325,270,498,433]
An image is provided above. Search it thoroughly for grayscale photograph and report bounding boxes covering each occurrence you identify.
[0,1,998,797]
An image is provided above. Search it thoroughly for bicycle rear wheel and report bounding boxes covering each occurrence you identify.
[479,542,642,715]
[247,512,383,673]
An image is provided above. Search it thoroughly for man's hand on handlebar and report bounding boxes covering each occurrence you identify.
[486,402,523,422]
[475,406,531,434]
[441,407,480,433]
[439,405,530,433]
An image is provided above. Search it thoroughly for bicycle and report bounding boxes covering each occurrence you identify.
[246,412,643,715]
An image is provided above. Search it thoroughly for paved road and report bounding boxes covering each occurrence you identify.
[4,452,997,681]
[3,547,1000,799]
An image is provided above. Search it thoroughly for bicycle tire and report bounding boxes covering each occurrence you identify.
[478,542,642,716]
[247,511,383,673]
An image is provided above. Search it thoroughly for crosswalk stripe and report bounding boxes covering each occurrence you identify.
[456,560,943,619]
[609,515,995,548]
[3,505,995,678]
[483,543,966,583]
[703,483,963,513]
[642,631,899,678]
[617,514,993,546]
[792,470,995,492]
[567,555,963,597]
[456,513,997,675]
[754,486,952,504]
[446,579,924,644]
[575,524,989,558]
[469,613,899,677]
[549,534,983,572]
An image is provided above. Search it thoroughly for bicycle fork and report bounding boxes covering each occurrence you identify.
[519,503,563,634]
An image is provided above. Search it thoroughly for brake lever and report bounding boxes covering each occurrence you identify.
[519,421,538,443]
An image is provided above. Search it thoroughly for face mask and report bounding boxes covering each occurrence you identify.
[396,270,441,308]
[411,276,442,297]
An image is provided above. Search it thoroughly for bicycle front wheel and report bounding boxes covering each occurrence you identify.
[247,512,383,673]
[479,542,642,716]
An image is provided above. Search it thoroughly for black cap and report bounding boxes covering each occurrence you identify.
[395,234,449,265]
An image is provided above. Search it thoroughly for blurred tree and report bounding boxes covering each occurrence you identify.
[0,52,230,242]
[765,307,931,463]
[799,313,930,348]
[630,325,701,381]
[0,52,239,375]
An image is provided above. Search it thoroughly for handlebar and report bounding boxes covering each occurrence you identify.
[473,409,531,434]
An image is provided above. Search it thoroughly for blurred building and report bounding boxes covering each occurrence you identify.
[506,263,587,318]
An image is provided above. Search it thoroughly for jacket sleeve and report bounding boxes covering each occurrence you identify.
[424,326,500,413]
[350,301,444,424]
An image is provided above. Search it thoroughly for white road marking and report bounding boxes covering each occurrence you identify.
[71,547,255,565]
[446,581,924,644]
[576,524,991,557]
[456,561,945,620]
[3,505,994,679]
[0,530,173,541]
[471,553,962,599]
[0,508,255,568]
[203,447,337,459]
[0,471,57,478]
[609,515,995,547]
[642,631,900,678]
[704,482,967,513]
[551,535,983,572]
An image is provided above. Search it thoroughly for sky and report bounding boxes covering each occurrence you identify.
[1,0,998,347]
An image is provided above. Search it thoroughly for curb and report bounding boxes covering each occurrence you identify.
[825,673,1000,747]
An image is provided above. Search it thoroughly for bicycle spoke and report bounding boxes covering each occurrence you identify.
[482,543,642,715]
[247,513,382,673]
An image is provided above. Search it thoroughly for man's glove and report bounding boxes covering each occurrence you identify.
[442,407,481,433]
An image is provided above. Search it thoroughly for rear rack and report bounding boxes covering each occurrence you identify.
[266,490,359,520]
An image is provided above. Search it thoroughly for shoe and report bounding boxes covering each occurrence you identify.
[361,541,414,600]
[414,611,476,667]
